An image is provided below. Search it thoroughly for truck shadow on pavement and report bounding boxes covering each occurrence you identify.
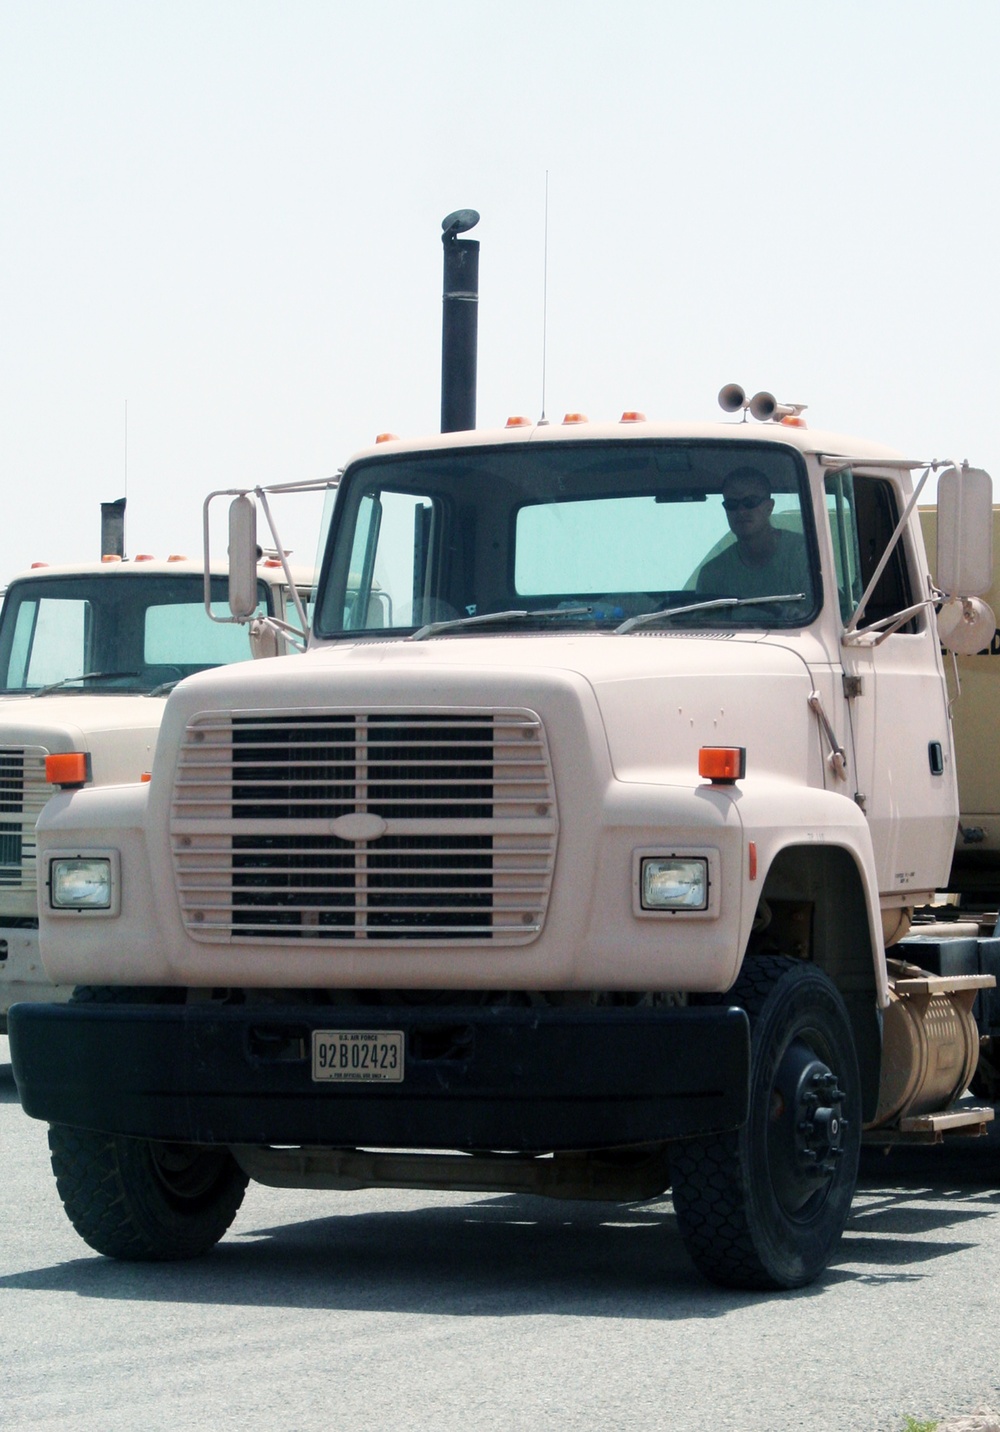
[2,1170,999,1319]
[3,1046,998,1316]
[833,1135,1000,1277]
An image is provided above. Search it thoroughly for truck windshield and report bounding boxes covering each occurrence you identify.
[314,439,819,637]
[0,573,270,694]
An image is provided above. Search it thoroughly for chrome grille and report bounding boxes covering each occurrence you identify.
[0,745,50,891]
[171,709,558,944]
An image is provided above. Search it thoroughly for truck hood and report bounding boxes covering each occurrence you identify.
[0,693,164,786]
[160,633,820,788]
[0,693,164,746]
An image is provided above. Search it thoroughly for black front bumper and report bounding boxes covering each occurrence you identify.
[9,1000,750,1150]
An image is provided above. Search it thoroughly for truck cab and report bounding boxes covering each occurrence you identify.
[0,555,310,1024]
[9,407,996,1291]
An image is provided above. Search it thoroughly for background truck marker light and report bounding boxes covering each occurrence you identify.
[45,752,92,788]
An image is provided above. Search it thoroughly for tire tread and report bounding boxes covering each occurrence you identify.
[671,956,860,1290]
[49,1123,248,1261]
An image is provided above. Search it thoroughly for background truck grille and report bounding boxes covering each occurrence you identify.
[171,709,558,944]
[0,746,50,891]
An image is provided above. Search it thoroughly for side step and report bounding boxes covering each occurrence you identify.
[863,1105,995,1145]
[893,971,995,1005]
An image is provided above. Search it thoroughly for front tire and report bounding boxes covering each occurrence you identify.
[48,1123,248,1260]
[671,957,861,1290]
[45,984,248,1260]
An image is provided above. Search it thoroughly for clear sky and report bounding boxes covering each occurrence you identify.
[1,0,997,584]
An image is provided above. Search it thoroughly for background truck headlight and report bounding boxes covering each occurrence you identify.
[47,852,120,915]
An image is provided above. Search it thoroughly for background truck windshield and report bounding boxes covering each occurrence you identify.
[0,573,269,694]
[316,439,818,636]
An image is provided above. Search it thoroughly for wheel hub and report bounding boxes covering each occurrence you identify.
[150,1142,232,1202]
[767,1038,847,1216]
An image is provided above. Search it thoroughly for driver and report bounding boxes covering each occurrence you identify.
[695,467,811,603]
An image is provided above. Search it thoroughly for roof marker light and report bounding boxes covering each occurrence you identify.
[698,746,746,784]
[134,553,155,562]
[101,554,122,563]
[505,415,532,428]
[30,562,49,569]
[375,432,399,444]
[167,554,187,562]
[620,411,647,423]
[562,412,588,424]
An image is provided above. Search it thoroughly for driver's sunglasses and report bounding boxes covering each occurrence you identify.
[722,494,768,512]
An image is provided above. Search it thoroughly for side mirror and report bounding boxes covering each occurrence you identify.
[249,619,280,659]
[228,495,258,619]
[936,596,995,655]
[936,465,993,598]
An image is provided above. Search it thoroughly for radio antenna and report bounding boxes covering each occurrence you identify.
[539,171,550,425]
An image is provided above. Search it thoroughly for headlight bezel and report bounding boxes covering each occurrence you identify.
[46,850,121,917]
[632,847,720,919]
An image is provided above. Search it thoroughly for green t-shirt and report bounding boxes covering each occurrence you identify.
[695,528,812,604]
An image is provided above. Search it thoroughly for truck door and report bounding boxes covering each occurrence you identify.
[826,469,957,901]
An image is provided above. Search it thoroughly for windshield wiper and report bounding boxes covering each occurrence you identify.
[30,670,140,698]
[409,607,592,641]
[615,595,805,634]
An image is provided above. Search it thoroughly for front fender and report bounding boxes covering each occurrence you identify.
[725,780,885,1005]
[36,783,165,985]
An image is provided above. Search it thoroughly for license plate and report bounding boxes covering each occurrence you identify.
[312,1030,404,1083]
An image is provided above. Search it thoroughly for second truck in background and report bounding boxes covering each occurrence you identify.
[0,531,312,1027]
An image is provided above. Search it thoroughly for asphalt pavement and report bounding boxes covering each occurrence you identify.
[3,1037,1000,1432]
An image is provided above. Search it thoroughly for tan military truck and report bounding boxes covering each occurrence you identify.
[0,551,311,1028]
[11,390,1000,1291]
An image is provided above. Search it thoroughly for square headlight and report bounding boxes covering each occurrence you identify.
[640,856,709,911]
[48,854,118,913]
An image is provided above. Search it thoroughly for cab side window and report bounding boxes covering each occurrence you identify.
[336,488,450,632]
[825,471,917,630]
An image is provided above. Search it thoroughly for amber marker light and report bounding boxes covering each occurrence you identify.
[167,554,187,562]
[101,554,122,563]
[505,415,532,428]
[620,411,647,423]
[45,752,92,788]
[134,553,155,561]
[562,412,588,424]
[375,432,399,443]
[698,746,746,784]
